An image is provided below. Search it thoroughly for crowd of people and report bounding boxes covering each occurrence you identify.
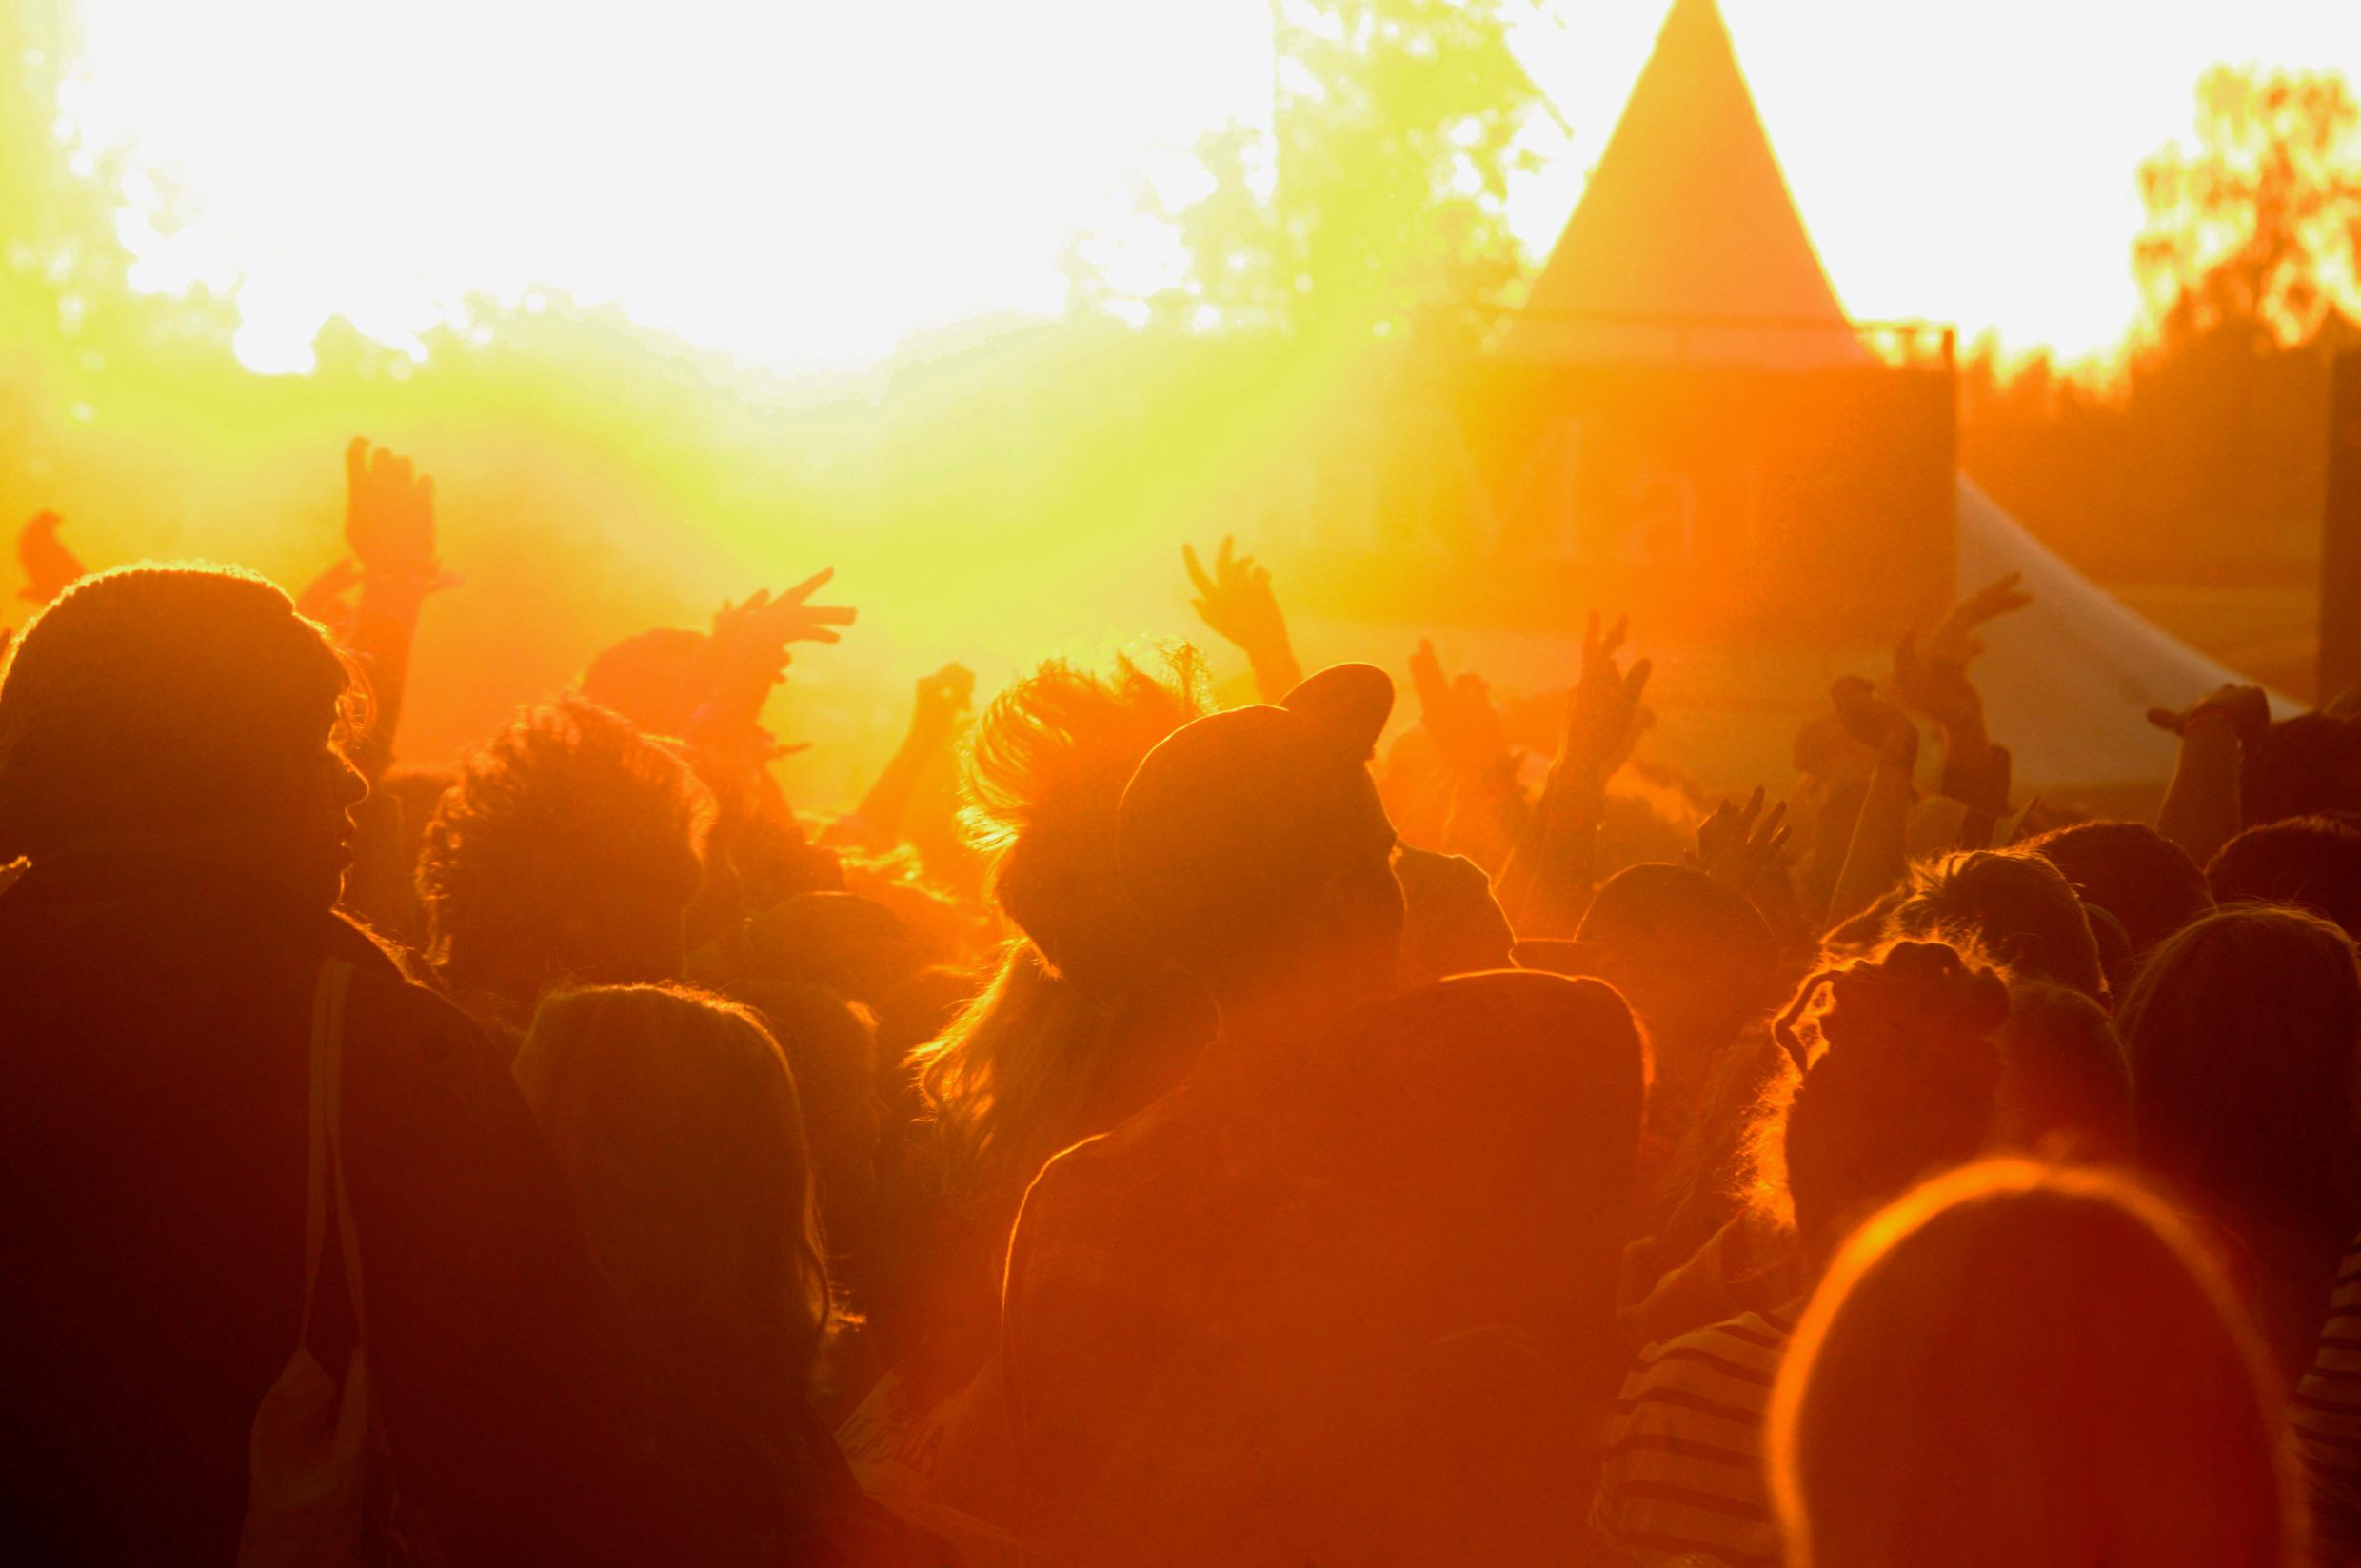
[6,437,2361,1566]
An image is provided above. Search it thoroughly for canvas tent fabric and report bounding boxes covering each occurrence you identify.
[1508,0,2279,786]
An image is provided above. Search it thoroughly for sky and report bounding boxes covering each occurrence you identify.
[57,0,2361,376]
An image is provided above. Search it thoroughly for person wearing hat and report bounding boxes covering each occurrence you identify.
[999,663,1405,1541]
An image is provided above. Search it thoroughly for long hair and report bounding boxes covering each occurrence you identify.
[1770,1161,2300,1568]
[513,984,834,1403]
[2119,903,2361,1266]
[911,648,1213,1208]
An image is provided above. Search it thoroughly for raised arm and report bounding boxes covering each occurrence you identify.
[1498,612,1651,937]
[1184,536,1301,703]
[339,439,457,784]
[853,663,974,844]
[2152,684,2270,868]
[1894,572,2029,815]
[1825,676,1920,929]
[1408,638,1527,869]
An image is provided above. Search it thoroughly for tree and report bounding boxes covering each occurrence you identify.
[1965,66,2361,596]
[2133,67,2361,351]
[1142,0,1548,347]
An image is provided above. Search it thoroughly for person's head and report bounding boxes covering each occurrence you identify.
[513,984,832,1399]
[2119,903,2361,1250]
[2207,814,2361,940]
[739,890,922,1008]
[1887,849,2107,1002]
[911,652,1214,1202]
[1312,969,1646,1320]
[1516,862,1779,1082]
[2246,712,2361,828]
[418,698,712,1007]
[1992,980,2133,1163]
[1773,941,2011,1255]
[968,650,1211,994]
[1391,845,1513,985]
[578,625,708,737]
[732,979,890,1289]
[1770,1161,2299,1568]
[2019,820,2212,961]
[0,565,367,906]
[1118,664,1403,1010]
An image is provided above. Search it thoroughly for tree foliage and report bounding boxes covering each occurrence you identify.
[1150,0,1546,346]
[1964,65,2361,589]
[2133,68,2361,351]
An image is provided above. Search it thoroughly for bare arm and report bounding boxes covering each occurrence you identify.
[337,439,454,784]
[1498,613,1650,937]
[2152,685,2267,868]
[853,664,973,843]
[1825,678,1920,929]
[1185,536,1300,702]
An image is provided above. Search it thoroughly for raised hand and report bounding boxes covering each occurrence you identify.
[1184,536,1290,660]
[2147,683,2271,749]
[17,512,86,605]
[344,438,450,589]
[1893,629,1984,736]
[707,569,857,685]
[1696,785,1791,887]
[1831,675,1917,767]
[1561,611,1653,774]
[909,662,975,749]
[1924,571,2031,668]
[1411,639,1510,775]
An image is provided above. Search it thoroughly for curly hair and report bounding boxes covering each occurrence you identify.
[418,697,713,1002]
[0,564,365,860]
[1743,940,2010,1246]
[912,647,1213,1211]
[1887,849,2106,1001]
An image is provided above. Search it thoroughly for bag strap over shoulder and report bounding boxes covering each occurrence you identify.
[294,959,354,1342]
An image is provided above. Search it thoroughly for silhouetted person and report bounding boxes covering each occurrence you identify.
[1770,1161,2300,1568]
[1038,971,1644,1566]
[416,695,712,1041]
[1000,662,1403,1539]
[2018,819,2212,962]
[2120,903,2361,1379]
[513,984,950,1566]
[1597,942,2018,1566]
[847,654,1215,1526]
[0,566,738,1564]
[2207,812,2361,940]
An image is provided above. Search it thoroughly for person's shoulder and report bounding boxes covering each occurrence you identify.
[1618,1307,1790,1416]
[326,918,506,1082]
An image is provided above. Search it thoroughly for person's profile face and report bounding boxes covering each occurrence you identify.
[308,734,368,908]
[1321,768,1406,993]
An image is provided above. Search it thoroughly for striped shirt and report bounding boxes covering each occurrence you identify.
[2293,1227,2361,1558]
[1591,1307,1796,1568]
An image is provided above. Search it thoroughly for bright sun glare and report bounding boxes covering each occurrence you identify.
[60,0,2361,376]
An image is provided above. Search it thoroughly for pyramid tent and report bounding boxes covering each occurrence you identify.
[1502,0,1861,369]
[1508,0,2276,787]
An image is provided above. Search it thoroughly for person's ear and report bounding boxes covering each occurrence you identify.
[1282,663,1393,763]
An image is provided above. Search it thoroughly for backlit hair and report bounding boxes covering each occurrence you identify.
[514,984,833,1399]
[417,697,712,998]
[1770,1160,2299,1568]
[912,649,1211,1208]
[0,564,363,859]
